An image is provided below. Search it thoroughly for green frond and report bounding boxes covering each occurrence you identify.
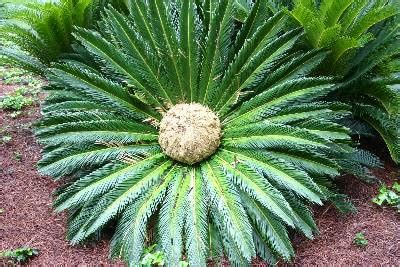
[206,219,224,261]
[334,15,400,163]
[0,0,128,73]
[252,229,278,265]
[259,49,328,89]
[184,168,208,267]
[215,154,295,227]
[197,0,236,104]
[223,121,330,150]
[71,158,173,244]
[48,62,160,120]
[282,191,318,239]
[158,167,188,265]
[148,0,186,101]
[42,100,108,113]
[354,104,400,163]
[211,208,249,266]
[223,78,334,127]
[240,193,294,261]
[39,144,161,179]
[54,154,167,211]
[201,160,256,261]
[0,47,46,75]
[291,0,400,70]
[72,27,166,109]
[220,149,323,204]
[216,26,302,115]
[267,149,339,177]
[104,7,174,104]
[179,0,199,102]
[110,166,178,265]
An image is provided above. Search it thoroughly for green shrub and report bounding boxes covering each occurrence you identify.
[288,0,400,163]
[35,1,382,266]
[290,0,399,73]
[0,0,127,75]
[337,19,400,163]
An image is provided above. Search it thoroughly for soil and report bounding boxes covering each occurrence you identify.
[1,80,399,266]
[286,164,400,266]
[0,85,124,266]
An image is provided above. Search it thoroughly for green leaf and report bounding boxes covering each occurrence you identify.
[392,182,400,193]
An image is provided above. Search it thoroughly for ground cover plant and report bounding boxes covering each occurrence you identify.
[372,182,400,212]
[0,66,42,118]
[0,247,39,264]
[0,0,399,266]
[0,88,34,111]
[353,232,368,248]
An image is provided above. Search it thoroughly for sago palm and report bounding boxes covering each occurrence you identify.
[290,0,399,74]
[36,0,380,265]
[288,0,400,163]
[0,0,127,75]
[338,16,400,163]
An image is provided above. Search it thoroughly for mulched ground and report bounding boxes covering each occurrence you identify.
[0,84,124,266]
[287,165,400,266]
[1,80,399,266]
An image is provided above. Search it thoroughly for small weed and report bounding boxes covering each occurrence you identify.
[9,110,23,118]
[392,182,400,193]
[27,77,42,88]
[0,125,10,132]
[0,67,27,83]
[0,67,42,87]
[1,135,12,144]
[140,244,188,267]
[141,245,165,266]
[0,67,41,114]
[1,126,12,144]
[13,151,22,161]
[372,183,400,212]
[353,232,368,247]
[0,91,34,111]
[0,247,39,264]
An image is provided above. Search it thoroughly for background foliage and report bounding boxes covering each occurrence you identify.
[0,0,127,74]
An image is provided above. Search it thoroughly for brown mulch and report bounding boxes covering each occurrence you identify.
[287,165,400,266]
[1,80,399,266]
[0,83,123,266]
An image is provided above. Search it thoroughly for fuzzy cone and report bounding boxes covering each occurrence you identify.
[158,103,221,165]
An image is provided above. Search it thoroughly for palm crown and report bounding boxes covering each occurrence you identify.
[36,0,380,265]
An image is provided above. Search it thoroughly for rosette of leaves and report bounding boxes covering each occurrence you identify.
[36,1,380,265]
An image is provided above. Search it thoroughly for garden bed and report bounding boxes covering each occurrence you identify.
[0,76,399,266]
